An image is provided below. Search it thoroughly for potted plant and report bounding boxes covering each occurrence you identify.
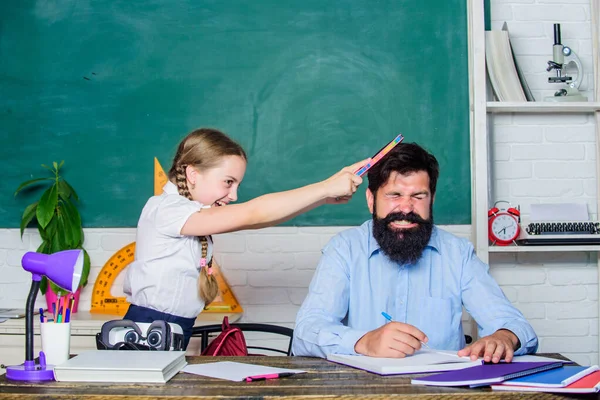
[14,161,90,312]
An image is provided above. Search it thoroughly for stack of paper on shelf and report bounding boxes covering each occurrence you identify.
[326,349,482,375]
[411,361,563,387]
[53,350,187,383]
[492,365,600,394]
[485,30,527,102]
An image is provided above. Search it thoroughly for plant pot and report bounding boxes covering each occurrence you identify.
[45,283,81,315]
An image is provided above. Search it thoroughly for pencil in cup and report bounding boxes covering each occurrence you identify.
[40,320,72,366]
[381,311,430,349]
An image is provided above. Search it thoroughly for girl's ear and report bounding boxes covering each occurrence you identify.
[185,165,198,184]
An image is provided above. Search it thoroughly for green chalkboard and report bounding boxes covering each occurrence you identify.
[1,1,470,228]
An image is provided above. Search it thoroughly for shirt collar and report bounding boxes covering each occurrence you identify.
[163,181,208,208]
[367,219,441,258]
[163,181,178,194]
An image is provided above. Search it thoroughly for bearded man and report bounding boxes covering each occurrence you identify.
[292,142,537,362]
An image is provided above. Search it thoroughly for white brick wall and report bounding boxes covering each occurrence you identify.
[489,0,598,366]
[1,0,597,366]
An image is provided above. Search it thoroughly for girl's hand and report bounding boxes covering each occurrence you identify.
[322,159,369,203]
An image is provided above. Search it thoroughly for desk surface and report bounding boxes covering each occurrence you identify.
[0,354,586,399]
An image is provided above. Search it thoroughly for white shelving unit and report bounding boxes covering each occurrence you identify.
[468,0,600,354]
[488,245,600,253]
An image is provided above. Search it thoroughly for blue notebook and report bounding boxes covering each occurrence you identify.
[411,361,563,387]
[501,365,599,388]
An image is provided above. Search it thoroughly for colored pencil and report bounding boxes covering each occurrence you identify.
[354,134,404,177]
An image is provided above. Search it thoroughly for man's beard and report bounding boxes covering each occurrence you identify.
[372,205,434,264]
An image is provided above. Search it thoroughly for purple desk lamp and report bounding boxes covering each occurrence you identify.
[5,249,83,381]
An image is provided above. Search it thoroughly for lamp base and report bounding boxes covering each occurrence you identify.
[6,360,55,381]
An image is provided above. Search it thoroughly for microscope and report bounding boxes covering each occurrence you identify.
[545,23,587,102]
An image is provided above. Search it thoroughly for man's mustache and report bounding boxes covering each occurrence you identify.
[381,211,430,226]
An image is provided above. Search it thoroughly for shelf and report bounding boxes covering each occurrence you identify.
[489,245,600,253]
[487,102,600,113]
[0,311,242,335]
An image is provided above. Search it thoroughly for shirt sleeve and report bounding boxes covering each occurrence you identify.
[460,242,538,355]
[292,235,369,358]
[154,195,202,238]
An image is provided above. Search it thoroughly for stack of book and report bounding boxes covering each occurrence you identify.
[492,365,600,394]
[411,361,563,387]
[410,360,600,394]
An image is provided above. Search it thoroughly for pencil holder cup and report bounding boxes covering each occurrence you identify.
[40,322,71,366]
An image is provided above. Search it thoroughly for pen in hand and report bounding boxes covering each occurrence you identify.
[381,311,431,349]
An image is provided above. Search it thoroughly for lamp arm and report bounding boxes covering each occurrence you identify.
[25,279,40,362]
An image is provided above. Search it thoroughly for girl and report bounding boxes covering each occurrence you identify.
[123,128,366,348]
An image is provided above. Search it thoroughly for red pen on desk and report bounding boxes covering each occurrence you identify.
[245,372,295,382]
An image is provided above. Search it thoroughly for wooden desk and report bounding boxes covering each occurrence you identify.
[0,355,587,399]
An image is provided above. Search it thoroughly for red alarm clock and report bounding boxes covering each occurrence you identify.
[488,201,521,246]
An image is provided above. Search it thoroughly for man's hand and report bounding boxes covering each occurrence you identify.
[457,329,520,363]
[354,322,428,358]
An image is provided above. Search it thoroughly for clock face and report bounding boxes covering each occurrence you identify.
[490,214,519,242]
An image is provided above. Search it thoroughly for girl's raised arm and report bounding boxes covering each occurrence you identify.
[181,159,368,236]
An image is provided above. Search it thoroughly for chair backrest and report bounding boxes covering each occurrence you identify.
[192,323,294,356]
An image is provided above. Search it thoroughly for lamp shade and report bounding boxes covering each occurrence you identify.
[21,249,83,291]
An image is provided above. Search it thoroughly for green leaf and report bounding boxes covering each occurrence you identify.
[39,217,58,243]
[54,221,67,250]
[14,178,52,196]
[61,199,82,246]
[49,280,67,297]
[52,161,58,171]
[78,249,91,289]
[58,160,64,169]
[19,202,38,238]
[60,180,79,202]
[57,207,75,248]
[58,180,72,200]
[62,198,82,228]
[36,184,58,229]
[49,236,62,253]
[39,276,48,295]
[36,241,49,254]
[41,164,52,171]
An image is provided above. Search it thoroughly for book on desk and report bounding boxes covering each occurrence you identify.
[53,350,187,383]
[492,366,600,393]
[411,361,564,387]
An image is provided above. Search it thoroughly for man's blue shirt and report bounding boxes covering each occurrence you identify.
[292,220,538,358]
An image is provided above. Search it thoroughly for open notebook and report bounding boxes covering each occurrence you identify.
[327,349,482,375]
[53,350,187,383]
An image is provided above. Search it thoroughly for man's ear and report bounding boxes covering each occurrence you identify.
[366,188,375,215]
[185,165,197,184]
